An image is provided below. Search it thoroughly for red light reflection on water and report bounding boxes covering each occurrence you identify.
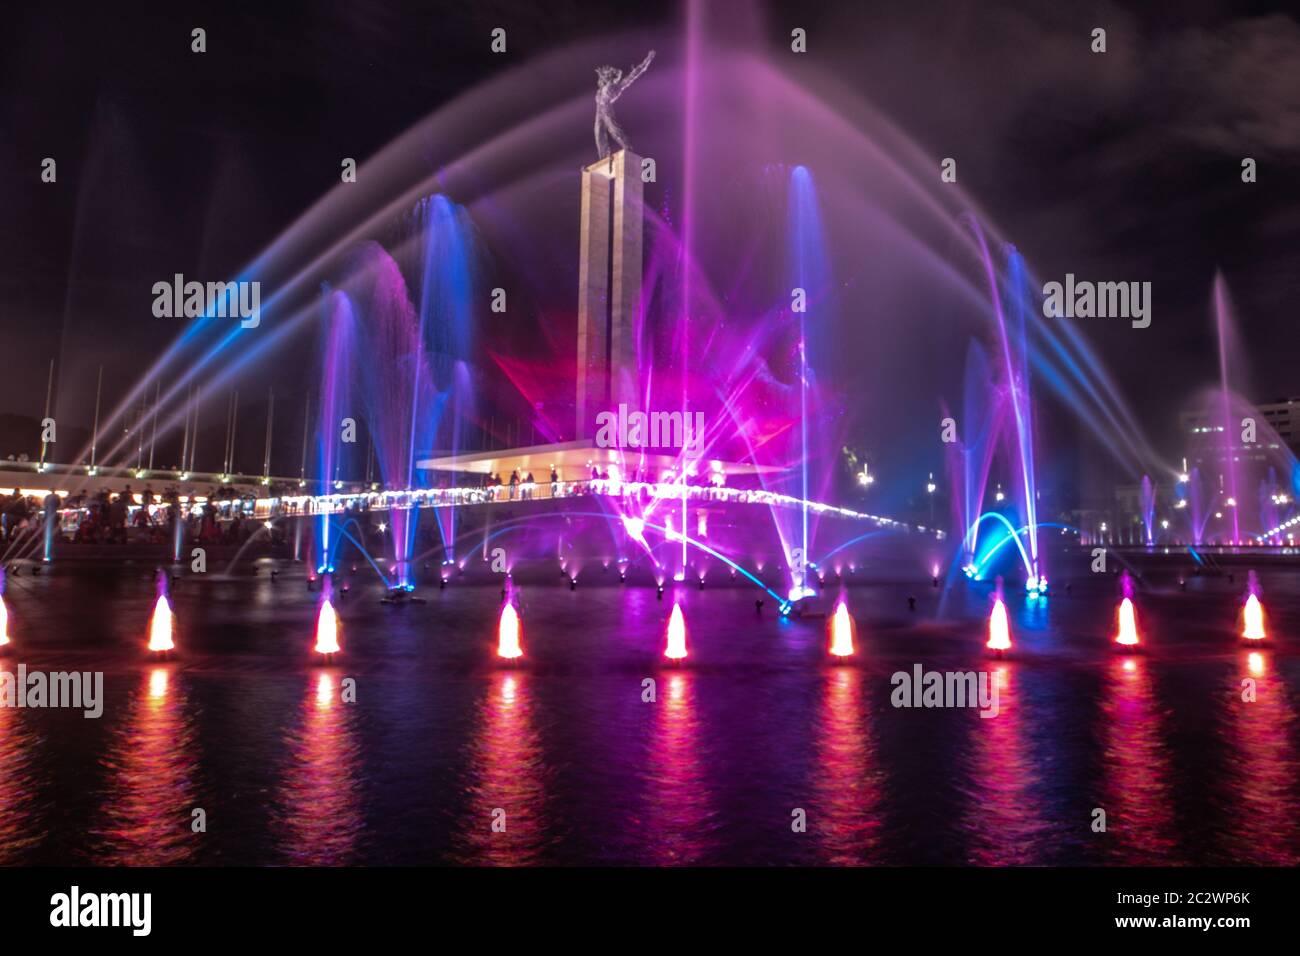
[453,672,549,865]
[962,664,1047,864]
[0,693,41,863]
[811,667,882,863]
[1218,651,1300,863]
[1100,656,1177,863]
[640,671,713,865]
[91,667,199,865]
[276,670,363,865]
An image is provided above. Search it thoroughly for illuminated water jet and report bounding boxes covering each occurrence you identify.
[828,601,855,658]
[664,603,688,662]
[497,602,523,661]
[148,570,175,655]
[1113,599,1140,647]
[986,590,1012,655]
[1113,571,1140,647]
[1242,571,1266,641]
[314,581,341,658]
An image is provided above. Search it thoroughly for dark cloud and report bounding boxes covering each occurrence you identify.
[1153,14,1300,158]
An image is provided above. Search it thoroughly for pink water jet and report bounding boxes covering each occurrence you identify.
[148,595,175,654]
[497,602,523,661]
[664,602,688,662]
[148,570,175,655]
[828,601,856,658]
[314,581,341,658]
[1242,571,1266,641]
[1113,571,1140,647]
[986,588,1012,656]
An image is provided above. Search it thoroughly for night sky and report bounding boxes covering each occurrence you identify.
[2,0,1297,478]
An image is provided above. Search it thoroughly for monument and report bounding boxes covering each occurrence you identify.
[419,52,778,483]
[576,51,654,440]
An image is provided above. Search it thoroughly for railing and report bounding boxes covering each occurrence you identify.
[47,478,940,538]
[201,479,933,536]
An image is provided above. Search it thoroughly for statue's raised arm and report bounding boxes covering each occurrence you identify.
[618,50,655,96]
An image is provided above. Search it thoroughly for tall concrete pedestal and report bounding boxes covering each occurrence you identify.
[576,149,642,440]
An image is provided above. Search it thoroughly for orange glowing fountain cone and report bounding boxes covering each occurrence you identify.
[314,593,340,661]
[828,600,856,658]
[664,602,688,663]
[148,594,175,656]
[1242,593,1266,641]
[986,597,1012,656]
[1113,597,1140,647]
[1112,571,1140,648]
[1241,569,1266,642]
[146,568,175,657]
[497,602,523,661]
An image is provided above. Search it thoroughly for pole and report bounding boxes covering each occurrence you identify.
[90,365,103,471]
[299,390,312,482]
[180,383,191,474]
[223,390,239,477]
[147,379,161,470]
[230,390,238,476]
[189,390,200,474]
[222,392,232,475]
[262,388,274,483]
[39,358,54,468]
[135,392,146,471]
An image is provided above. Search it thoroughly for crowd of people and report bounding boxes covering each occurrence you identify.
[483,469,539,500]
[7,465,746,554]
[0,490,56,542]
[16,484,276,547]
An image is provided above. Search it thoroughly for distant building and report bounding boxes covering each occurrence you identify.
[1180,396,1300,468]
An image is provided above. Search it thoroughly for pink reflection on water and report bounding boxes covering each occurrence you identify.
[454,672,549,865]
[811,667,882,863]
[91,667,199,865]
[1100,656,1177,863]
[276,670,364,865]
[0,691,41,864]
[962,664,1047,864]
[640,671,713,865]
[1218,651,1300,863]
